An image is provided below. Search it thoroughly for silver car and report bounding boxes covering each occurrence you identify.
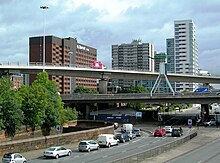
[43,146,72,159]
[1,152,27,163]
[78,140,99,152]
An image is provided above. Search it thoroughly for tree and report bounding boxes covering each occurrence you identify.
[0,77,22,139]
[18,84,47,134]
[127,84,148,110]
[62,107,77,123]
[73,86,97,119]
[32,72,64,136]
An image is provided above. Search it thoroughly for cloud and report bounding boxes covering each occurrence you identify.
[199,48,220,75]
[0,0,220,75]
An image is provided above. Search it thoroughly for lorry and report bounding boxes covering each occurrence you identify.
[121,123,133,133]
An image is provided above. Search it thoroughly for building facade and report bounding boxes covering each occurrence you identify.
[170,20,199,92]
[29,35,97,94]
[166,38,175,73]
[112,40,154,89]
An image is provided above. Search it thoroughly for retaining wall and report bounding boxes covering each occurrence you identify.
[0,121,114,156]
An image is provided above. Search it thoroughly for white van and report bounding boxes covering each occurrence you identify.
[97,134,119,148]
[121,123,133,133]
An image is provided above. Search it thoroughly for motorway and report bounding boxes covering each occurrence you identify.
[167,135,220,163]
[29,131,188,163]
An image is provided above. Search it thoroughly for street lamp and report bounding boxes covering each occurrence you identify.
[40,5,49,71]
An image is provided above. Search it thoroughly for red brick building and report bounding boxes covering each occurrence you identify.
[29,35,97,94]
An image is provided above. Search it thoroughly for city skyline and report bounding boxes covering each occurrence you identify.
[0,0,220,75]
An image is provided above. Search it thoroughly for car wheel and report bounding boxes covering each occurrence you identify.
[108,143,111,148]
[68,151,71,156]
[122,139,125,143]
[97,146,99,150]
[23,161,27,163]
[88,148,91,152]
[55,154,59,159]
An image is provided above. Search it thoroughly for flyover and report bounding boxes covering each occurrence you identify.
[1,64,220,83]
[61,93,220,104]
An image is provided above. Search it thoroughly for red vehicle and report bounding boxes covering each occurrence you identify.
[154,127,166,137]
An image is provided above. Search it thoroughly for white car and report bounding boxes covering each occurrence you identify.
[43,146,72,159]
[203,119,216,126]
[164,126,173,133]
[1,152,27,163]
[97,134,119,148]
[78,140,99,152]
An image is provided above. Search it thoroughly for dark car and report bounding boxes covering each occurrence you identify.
[171,127,183,137]
[124,131,136,139]
[133,128,142,137]
[115,133,130,143]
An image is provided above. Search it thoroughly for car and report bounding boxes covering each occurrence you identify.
[172,127,183,137]
[78,140,99,152]
[121,123,133,133]
[113,122,119,129]
[97,134,119,147]
[133,128,142,137]
[154,127,166,137]
[115,133,130,143]
[124,131,136,139]
[43,146,72,159]
[203,119,216,126]
[164,126,173,133]
[1,152,27,163]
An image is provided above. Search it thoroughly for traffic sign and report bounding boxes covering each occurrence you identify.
[56,125,61,133]
[188,119,192,128]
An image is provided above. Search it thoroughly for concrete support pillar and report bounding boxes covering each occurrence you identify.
[201,104,209,121]
[98,79,108,94]
[85,105,90,120]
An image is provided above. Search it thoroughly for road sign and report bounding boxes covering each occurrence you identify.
[158,114,163,122]
[136,112,142,118]
[56,125,61,133]
[188,119,192,128]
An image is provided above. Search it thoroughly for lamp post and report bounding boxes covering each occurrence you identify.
[40,5,48,71]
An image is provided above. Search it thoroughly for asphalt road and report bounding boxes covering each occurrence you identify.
[167,137,220,163]
[143,127,220,163]
[29,131,186,163]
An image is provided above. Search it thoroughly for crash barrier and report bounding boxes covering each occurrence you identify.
[0,120,114,156]
[110,130,197,163]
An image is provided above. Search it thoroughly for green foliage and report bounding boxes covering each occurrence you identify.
[62,107,77,122]
[73,86,98,116]
[127,84,148,110]
[18,84,47,132]
[129,84,148,93]
[0,77,22,139]
[32,72,64,136]
[74,86,98,94]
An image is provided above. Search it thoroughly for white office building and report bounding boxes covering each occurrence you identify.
[112,40,154,89]
[174,20,198,92]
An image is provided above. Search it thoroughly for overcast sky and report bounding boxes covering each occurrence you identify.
[1,0,220,75]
